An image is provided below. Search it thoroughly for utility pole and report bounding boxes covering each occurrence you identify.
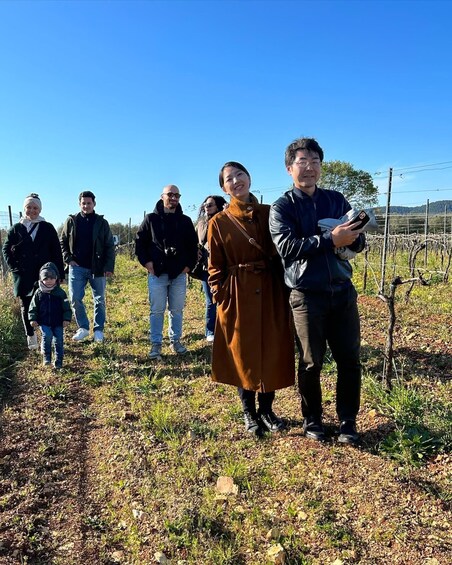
[379,167,392,294]
[444,204,448,242]
[424,199,429,266]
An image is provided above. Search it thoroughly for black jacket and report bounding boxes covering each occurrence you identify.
[135,200,198,279]
[269,187,365,293]
[2,221,64,298]
[60,212,115,276]
[28,285,72,327]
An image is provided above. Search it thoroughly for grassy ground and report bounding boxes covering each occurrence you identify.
[0,254,450,564]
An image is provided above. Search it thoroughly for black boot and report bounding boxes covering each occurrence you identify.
[243,411,263,437]
[258,410,286,432]
[257,391,286,432]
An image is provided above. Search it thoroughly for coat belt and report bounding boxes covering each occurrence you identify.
[228,260,268,273]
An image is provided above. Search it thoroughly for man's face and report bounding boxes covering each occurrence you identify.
[79,197,95,215]
[287,149,321,192]
[161,186,181,210]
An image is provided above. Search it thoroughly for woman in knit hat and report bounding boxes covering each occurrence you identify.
[2,193,64,349]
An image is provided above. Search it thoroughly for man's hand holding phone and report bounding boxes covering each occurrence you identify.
[349,210,371,231]
[331,215,367,248]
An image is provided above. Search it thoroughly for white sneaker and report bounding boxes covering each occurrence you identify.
[93,330,104,343]
[72,328,90,341]
[27,333,39,350]
[206,335,214,343]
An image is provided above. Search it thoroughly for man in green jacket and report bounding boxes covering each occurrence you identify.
[60,190,115,343]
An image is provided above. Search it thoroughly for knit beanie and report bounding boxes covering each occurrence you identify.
[39,262,59,281]
[23,193,42,212]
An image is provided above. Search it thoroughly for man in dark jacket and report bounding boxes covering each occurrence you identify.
[135,185,198,360]
[269,138,365,445]
[60,190,115,343]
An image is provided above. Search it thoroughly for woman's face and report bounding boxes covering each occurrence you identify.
[221,166,250,201]
[203,197,219,218]
[24,203,41,220]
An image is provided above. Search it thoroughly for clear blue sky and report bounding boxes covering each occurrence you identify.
[1,0,451,229]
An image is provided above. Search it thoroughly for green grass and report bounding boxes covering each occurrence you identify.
[0,279,24,367]
[363,376,451,465]
[1,251,451,564]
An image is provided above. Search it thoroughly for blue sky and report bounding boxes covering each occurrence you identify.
[1,0,451,228]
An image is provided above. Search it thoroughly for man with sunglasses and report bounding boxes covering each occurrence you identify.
[269,138,365,445]
[135,185,198,359]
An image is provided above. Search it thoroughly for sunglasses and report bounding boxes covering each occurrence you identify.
[162,192,181,199]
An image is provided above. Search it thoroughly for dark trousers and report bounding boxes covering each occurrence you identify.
[20,295,34,336]
[237,388,275,415]
[290,286,361,422]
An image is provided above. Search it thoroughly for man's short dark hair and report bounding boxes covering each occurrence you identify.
[285,138,324,167]
[79,190,96,202]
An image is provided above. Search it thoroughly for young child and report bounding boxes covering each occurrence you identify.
[29,262,72,369]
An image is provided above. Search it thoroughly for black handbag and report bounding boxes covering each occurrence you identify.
[189,244,209,281]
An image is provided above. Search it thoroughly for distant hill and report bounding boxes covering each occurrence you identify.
[373,200,452,215]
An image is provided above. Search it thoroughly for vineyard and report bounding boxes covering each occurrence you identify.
[0,249,450,564]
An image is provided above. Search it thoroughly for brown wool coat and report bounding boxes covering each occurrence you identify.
[207,194,295,392]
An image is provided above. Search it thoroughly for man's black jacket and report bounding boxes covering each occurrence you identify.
[269,187,365,293]
[135,200,198,279]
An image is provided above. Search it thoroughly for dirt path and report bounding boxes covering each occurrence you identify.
[0,362,109,564]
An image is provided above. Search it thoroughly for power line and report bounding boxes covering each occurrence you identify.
[392,160,452,172]
[378,187,452,196]
[373,161,452,178]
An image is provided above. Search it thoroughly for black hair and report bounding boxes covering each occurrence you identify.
[285,138,324,167]
[197,195,228,222]
[79,190,96,202]
[218,161,251,188]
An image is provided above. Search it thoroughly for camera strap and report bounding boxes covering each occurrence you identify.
[160,214,179,253]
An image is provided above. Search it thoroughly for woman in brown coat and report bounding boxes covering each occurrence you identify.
[208,162,295,437]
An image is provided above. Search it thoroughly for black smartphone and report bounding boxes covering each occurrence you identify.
[350,210,370,231]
